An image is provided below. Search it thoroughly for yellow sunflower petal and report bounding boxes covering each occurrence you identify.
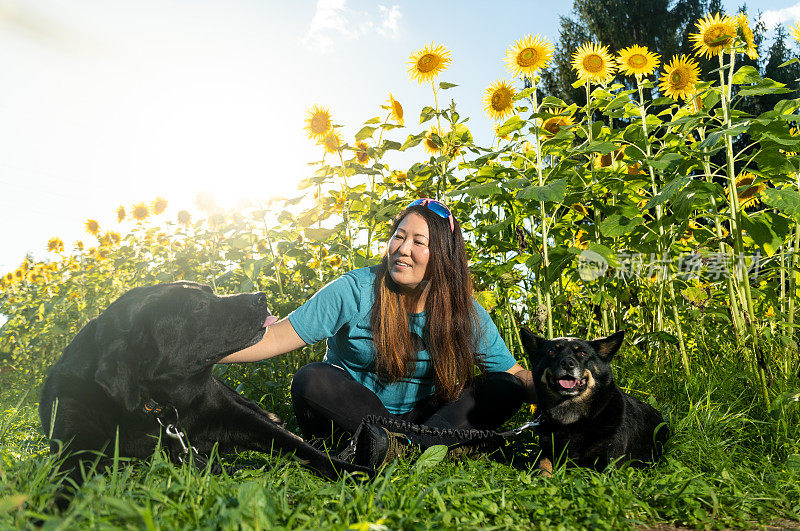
[616,45,660,78]
[571,42,616,84]
[408,43,451,84]
[540,108,575,137]
[659,55,701,101]
[505,34,554,78]
[423,126,443,155]
[319,131,342,154]
[387,93,404,125]
[483,79,516,121]
[737,13,758,60]
[792,21,800,45]
[690,12,737,59]
[304,105,332,139]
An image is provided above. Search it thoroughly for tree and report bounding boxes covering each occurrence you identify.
[541,0,718,104]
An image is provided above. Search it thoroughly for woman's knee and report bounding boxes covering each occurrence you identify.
[290,362,352,403]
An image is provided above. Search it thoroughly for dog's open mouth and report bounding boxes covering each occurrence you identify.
[549,375,588,395]
[264,315,278,328]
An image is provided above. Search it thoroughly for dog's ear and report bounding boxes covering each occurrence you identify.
[519,327,545,357]
[589,330,625,361]
[93,287,157,412]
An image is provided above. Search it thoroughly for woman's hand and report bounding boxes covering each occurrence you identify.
[506,363,538,403]
[220,318,306,363]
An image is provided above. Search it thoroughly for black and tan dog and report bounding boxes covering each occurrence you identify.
[520,328,668,473]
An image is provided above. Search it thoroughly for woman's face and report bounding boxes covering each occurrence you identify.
[387,212,430,291]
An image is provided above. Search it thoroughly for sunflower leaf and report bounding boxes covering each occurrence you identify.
[517,178,567,203]
[355,126,377,141]
[731,65,761,85]
[439,82,458,90]
[497,115,524,137]
[763,188,800,221]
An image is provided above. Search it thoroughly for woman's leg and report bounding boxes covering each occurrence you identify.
[408,372,525,447]
[290,362,392,447]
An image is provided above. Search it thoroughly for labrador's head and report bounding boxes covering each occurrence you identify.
[93,281,272,411]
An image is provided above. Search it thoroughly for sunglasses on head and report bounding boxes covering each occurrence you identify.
[407,198,454,232]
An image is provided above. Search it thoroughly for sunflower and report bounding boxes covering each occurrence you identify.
[540,108,575,137]
[390,170,408,184]
[627,162,646,175]
[47,237,64,253]
[152,197,168,215]
[107,231,121,245]
[354,141,370,164]
[616,45,660,78]
[736,13,758,60]
[132,202,150,221]
[505,34,553,78]
[571,203,589,217]
[483,79,516,121]
[408,43,451,84]
[690,13,737,59]
[386,93,404,125]
[494,123,510,140]
[320,131,342,154]
[304,105,332,139]
[116,206,126,222]
[177,210,192,225]
[327,255,343,268]
[85,219,100,235]
[736,172,767,208]
[792,21,800,45]
[423,127,443,155]
[571,42,616,84]
[196,192,217,213]
[659,55,701,101]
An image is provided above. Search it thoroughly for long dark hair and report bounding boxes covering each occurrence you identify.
[371,204,481,401]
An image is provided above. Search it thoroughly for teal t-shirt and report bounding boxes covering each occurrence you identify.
[287,266,517,414]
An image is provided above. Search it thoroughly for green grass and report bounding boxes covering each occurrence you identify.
[0,346,798,530]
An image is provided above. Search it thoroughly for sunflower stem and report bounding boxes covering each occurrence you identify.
[718,51,769,407]
[531,85,553,339]
[637,79,688,377]
[585,80,610,335]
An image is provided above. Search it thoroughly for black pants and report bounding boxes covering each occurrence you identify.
[290,362,525,449]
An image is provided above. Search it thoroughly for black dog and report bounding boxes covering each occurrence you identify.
[39,281,371,503]
[520,328,667,473]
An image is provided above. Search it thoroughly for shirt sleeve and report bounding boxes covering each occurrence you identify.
[473,299,517,372]
[287,273,362,345]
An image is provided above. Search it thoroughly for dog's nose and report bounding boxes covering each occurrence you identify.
[561,358,576,370]
[253,292,267,309]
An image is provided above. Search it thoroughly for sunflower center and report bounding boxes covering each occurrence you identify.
[628,54,647,68]
[583,54,604,73]
[491,88,513,111]
[705,26,732,46]
[310,114,330,134]
[417,54,441,73]
[517,47,539,67]
[671,68,688,89]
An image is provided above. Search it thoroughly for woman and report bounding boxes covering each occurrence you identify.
[222,199,535,467]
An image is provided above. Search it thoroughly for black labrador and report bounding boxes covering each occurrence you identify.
[39,281,371,500]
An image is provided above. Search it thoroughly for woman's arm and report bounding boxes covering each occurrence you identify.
[506,363,537,403]
[220,318,306,363]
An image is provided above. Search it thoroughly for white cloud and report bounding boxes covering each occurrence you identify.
[303,1,401,53]
[377,5,401,38]
[762,2,800,29]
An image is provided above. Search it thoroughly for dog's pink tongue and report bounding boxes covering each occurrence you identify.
[264,315,279,327]
[559,378,578,389]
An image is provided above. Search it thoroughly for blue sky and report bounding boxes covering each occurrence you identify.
[0,0,797,276]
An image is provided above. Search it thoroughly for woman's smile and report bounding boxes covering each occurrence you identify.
[387,212,430,291]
